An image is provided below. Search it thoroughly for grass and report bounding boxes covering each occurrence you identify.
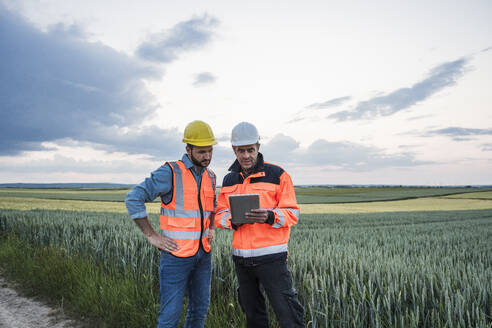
[0,233,158,328]
[1,187,491,327]
[1,208,492,327]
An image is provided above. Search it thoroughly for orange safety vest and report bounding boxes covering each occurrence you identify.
[215,156,299,258]
[160,160,216,258]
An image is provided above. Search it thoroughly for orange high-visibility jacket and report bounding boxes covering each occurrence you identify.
[161,160,216,258]
[215,153,299,258]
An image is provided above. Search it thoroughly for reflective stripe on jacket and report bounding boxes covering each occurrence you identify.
[161,160,216,257]
[215,153,299,258]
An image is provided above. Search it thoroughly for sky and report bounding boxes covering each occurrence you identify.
[1,0,491,186]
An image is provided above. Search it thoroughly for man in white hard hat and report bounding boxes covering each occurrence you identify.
[215,122,305,327]
[125,120,217,328]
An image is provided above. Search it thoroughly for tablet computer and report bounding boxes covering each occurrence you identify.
[228,194,260,224]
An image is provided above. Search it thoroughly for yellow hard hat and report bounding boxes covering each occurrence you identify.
[182,120,218,146]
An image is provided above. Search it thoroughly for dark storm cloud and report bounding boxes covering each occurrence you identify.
[0,4,217,158]
[328,58,469,121]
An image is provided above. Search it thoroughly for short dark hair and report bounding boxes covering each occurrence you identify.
[186,143,194,150]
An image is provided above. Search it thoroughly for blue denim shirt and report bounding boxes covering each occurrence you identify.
[125,154,213,219]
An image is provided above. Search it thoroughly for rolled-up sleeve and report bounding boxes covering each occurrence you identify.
[125,164,173,219]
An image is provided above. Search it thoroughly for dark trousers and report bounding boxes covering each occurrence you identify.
[235,259,305,328]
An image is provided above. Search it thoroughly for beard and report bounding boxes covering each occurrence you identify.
[190,153,210,168]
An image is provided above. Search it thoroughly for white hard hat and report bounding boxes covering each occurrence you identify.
[231,122,260,146]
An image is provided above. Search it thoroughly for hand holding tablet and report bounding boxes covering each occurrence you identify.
[228,194,260,224]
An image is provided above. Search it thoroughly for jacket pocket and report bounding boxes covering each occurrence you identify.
[203,189,216,211]
[249,183,278,206]
[220,185,239,206]
[220,184,239,194]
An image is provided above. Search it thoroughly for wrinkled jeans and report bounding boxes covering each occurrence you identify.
[157,247,211,328]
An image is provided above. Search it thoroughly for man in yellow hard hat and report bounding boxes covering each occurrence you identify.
[125,120,217,328]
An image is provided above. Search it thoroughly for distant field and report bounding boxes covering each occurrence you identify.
[0,197,135,213]
[1,191,492,214]
[300,192,492,213]
[0,188,128,202]
[294,186,492,203]
[2,187,491,204]
[444,191,492,199]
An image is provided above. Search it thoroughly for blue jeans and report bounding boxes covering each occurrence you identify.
[157,247,212,328]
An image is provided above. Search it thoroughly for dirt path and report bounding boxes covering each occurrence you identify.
[0,277,81,328]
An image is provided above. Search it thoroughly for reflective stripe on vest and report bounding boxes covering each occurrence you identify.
[162,228,209,240]
[161,208,212,218]
[220,211,231,228]
[170,162,184,206]
[271,208,299,228]
[232,243,288,258]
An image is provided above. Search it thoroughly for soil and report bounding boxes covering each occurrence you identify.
[0,277,83,328]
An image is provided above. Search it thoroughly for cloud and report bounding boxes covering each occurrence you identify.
[0,133,428,181]
[0,4,216,158]
[482,46,492,53]
[193,72,216,87]
[0,4,158,154]
[137,15,219,63]
[286,116,307,124]
[259,134,426,171]
[306,96,351,109]
[80,126,184,158]
[215,134,231,142]
[426,127,492,138]
[328,58,469,121]
[260,134,300,162]
[450,137,474,142]
[302,139,426,170]
[406,114,434,121]
[482,144,492,151]
[287,96,351,124]
[0,154,157,174]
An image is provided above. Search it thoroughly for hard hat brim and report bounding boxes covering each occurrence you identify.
[231,138,259,146]
[182,138,218,146]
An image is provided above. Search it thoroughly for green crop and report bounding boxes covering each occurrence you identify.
[1,208,491,327]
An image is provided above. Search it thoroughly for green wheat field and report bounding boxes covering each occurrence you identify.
[1,187,491,327]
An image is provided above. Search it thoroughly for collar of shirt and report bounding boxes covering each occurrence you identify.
[181,154,204,178]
